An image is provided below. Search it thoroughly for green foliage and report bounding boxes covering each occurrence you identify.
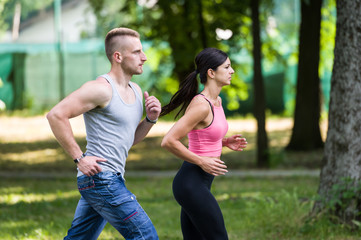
[2,0,53,26]
[319,0,336,79]
[0,1,337,115]
[316,177,361,226]
[0,0,11,35]
[88,0,253,109]
[305,177,361,232]
[223,69,249,111]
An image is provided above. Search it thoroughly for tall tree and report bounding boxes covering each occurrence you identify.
[155,0,207,82]
[313,0,361,223]
[287,0,324,151]
[89,0,249,83]
[250,0,269,167]
[1,0,53,33]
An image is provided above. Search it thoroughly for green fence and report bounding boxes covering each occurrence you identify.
[0,41,108,111]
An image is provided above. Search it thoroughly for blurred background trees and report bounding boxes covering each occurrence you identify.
[250,0,269,167]
[0,0,336,116]
[287,0,324,151]
[0,0,336,160]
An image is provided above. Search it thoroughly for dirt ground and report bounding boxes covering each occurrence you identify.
[0,115,328,143]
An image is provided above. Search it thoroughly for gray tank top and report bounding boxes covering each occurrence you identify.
[78,74,143,178]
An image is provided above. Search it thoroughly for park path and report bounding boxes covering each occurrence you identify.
[0,115,327,142]
[0,115,308,142]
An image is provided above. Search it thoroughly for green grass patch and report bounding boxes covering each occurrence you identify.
[1,176,361,239]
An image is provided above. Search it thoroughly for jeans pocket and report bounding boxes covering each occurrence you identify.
[104,193,157,238]
[109,193,141,221]
[77,176,95,191]
[107,192,135,207]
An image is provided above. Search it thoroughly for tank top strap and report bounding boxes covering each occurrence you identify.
[198,93,213,107]
[128,82,142,102]
[100,74,141,104]
[197,94,214,124]
[199,93,223,108]
[100,74,115,88]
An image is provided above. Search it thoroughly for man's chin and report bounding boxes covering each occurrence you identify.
[134,70,143,75]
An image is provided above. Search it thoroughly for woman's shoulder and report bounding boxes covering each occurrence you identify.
[187,95,211,114]
[191,94,209,104]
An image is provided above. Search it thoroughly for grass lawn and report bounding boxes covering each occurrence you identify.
[1,176,361,240]
[2,116,359,239]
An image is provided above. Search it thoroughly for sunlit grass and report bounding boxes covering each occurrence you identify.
[1,176,360,239]
[0,190,79,205]
[0,117,327,172]
[0,149,60,163]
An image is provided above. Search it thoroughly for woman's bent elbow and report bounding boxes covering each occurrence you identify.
[161,137,173,150]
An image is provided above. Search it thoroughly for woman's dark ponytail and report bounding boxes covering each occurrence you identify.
[160,48,228,119]
[160,71,199,119]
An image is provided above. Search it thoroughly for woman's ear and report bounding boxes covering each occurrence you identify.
[207,68,215,79]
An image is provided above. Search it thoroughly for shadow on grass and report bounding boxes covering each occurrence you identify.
[0,177,181,239]
[0,176,333,240]
[0,131,323,173]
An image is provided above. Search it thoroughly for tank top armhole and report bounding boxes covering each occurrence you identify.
[198,94,214,128]
[94,74,114,111]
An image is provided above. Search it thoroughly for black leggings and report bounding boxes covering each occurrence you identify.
[172,161,228,240]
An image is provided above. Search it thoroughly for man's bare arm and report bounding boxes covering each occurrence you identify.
[47,79,110,175]
[133,89,161,145]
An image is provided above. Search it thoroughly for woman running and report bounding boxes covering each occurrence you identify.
[161,48,247,240]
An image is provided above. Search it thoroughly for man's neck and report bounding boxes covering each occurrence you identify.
[108,68,132,88]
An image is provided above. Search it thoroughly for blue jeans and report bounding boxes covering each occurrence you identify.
[64,171,158,240]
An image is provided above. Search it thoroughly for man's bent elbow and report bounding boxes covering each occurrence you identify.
[46,111,54,123]
[46,108,62,124]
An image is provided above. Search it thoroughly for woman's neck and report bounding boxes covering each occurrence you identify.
[201,87,221,105]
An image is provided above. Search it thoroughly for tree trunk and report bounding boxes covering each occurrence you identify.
[287,0,324,151]
[313,0,361,224]
[10,53,26,110]
[12,2,21,41]
[195,0,207,49]
[251,0,269,168]
[157,0,204,82]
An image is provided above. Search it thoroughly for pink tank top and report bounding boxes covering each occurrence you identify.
[187,95,229,157]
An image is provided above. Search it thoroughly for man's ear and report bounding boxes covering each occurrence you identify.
[113,51,122,63]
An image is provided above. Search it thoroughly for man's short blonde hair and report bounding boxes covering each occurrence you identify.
[105,27,140,62]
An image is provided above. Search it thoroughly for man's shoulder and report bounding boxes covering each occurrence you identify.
[78,78,112,106]
[84,77,112,93]
[95,76,111,86]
